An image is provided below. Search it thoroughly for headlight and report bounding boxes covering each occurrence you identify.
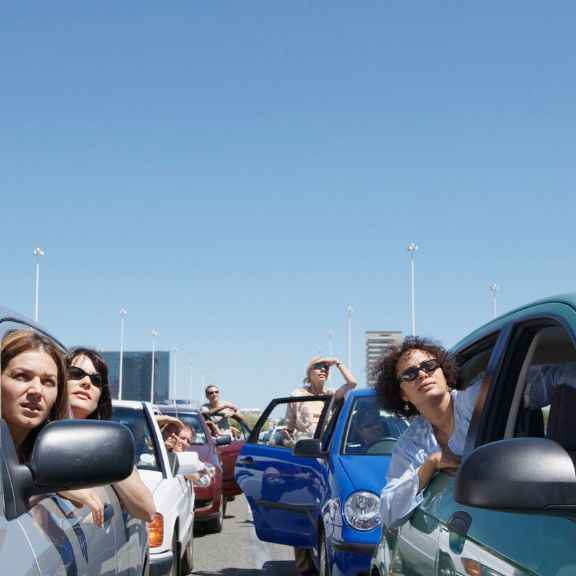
[343,491,381,531]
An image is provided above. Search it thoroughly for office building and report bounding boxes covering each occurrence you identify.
[365,331,403,387]
[101,350,170,402]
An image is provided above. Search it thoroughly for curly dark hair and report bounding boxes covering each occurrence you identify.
[66,347,112,421]
[373,336,459,419]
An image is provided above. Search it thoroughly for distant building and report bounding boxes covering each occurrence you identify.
[365,331,403,388]
[101,351,170,403]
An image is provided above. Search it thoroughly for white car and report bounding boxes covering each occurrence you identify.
[112,401,202,576]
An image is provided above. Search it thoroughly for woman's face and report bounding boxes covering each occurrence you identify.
[308,362,328,387]
[396,349,447,410]
[67,355,102,419]
[1,349,59,446]
[162,424,180,452]
[175,429,193,452]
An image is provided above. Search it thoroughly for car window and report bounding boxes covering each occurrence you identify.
[342,396,409,455]
[506,325,576,451]
[112,406,161,471]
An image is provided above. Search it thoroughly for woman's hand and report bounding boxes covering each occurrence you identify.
[58,488,105,528]
[417,451,462,493]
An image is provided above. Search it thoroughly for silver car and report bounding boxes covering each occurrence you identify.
[0,307,149,576]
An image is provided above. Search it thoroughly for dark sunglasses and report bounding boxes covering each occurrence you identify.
[68,366,104,388]
[397,358,440,383]
[207,390,219,395]
[312,363,329,371]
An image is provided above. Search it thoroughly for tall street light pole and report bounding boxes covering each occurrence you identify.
[33,248,44,322]
[188,358,194,405]
[150,331,158,403]
[346,306,354,371]
[118,309,127,400]
[172,347,178,401]
[328,330,334,381]
[490,283,500,319]
[407,243,419,336]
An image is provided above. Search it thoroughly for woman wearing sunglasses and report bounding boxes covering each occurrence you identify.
[284,356,357,576]
[374,336,481,529]
[67,348,156,522]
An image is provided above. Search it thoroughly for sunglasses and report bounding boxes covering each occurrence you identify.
[397,358,440,383]
[312,363,329,371]
[207,390,219,396]
[68,366,104,388]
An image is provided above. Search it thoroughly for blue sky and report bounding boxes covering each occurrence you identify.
[2,2,576,409]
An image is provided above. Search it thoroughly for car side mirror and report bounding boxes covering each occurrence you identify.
[293,438,326,458]
[455,438,576,510]
[215,434,232,446]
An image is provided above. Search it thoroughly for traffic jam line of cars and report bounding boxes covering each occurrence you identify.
[236,293,576,576]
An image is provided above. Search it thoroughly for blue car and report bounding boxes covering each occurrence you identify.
[235,388,408,576]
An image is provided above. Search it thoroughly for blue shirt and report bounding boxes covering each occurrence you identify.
[380,380,481,528]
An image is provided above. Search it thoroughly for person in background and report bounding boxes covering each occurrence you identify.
[374,336,479,529]
[201,385,243,436]
[173,424,212,488]
[285,356,357,576]
[350,405,388,453]
[67,347,156,523]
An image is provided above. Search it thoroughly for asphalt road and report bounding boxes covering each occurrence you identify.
[191,495,299,576]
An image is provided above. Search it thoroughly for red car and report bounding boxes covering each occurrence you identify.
[218,414,250,500]
[159,405,230,533]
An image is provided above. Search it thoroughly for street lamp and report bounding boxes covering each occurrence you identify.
[407,243,419,336]
[33,248,44,322]
[490,283,500,319]
[118,309,127,400]
[172,347,179,401]
[188,358,194,405]
[328,330,334,381]
[150,331,158,403]
[346,306,354,371]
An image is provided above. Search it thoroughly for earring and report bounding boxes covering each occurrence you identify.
[404,402,410,412]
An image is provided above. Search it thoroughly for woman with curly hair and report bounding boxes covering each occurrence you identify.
[374,336,480,528]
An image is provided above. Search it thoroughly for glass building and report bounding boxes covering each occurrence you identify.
[101,351,170,402]
[365,331,403,387]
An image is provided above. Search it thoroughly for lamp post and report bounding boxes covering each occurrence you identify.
[33,248,44,322]
[118,309,127,400]
[490,283,500,319]
[150,331,158,403]
[346,306,353,371]
[407,243,419,336]
[172,347,178,401]
[188,358,194,405]
[328,330,334,381]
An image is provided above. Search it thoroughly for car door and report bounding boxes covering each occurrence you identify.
[408,306,576,576]
[236,395,335,548]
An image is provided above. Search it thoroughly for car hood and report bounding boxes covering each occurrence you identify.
[338,455,392,493]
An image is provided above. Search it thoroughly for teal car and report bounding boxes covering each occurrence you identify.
[370,292,576,576]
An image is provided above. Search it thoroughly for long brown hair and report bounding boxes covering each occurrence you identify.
[1,329,69,461]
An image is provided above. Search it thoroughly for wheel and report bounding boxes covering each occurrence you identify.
[180,532,194,575]
[205,496,224,533]
[365,438,398,455]
[319,530,330,576]
[169,532,179,576]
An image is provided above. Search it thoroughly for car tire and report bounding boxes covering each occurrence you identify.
[205,496,224,533]
[180,532,194,575]
[169,532,179,576]
[319,530,330,576]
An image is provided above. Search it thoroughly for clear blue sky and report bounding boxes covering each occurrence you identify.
[2,2,576,409]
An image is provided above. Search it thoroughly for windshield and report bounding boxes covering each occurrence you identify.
[342,397,409,455]
[112,406,161,471]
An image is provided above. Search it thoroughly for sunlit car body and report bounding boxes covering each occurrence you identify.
[112,401,199,576]
[0,307,148,576]
[370,292,576,576]
[159,405,228,533]
[236,388,408,576]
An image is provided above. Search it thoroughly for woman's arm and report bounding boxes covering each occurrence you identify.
[326,358,357,399]
[112,467,156,522]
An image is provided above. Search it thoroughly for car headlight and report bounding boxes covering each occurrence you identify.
[343,491,381,531]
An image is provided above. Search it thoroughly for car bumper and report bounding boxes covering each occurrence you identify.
[149,550,174,576]
[330,539,375,576]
